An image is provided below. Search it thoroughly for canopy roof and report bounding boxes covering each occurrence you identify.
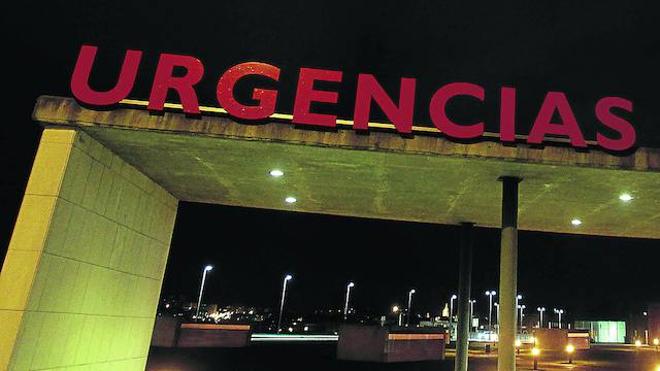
[33,96,660,239]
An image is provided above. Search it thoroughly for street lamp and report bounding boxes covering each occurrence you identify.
[392,305,402,326]
[531,347,541,370]
[519,305,526,329]
[537,307,546,328]
[469,299,476,330]
[277,274,293,332]
[406,289,416,326]
[450,294,457,323]
[343,282,355,320]
[515,295,522,330]
[653,337,659,352]
[195,265,214,320]
[565,344,575,364]
[485,290,496,330]
[554,308,565,329]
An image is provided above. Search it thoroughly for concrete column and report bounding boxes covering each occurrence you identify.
[454,222,474,371]
[0,128,178,371]
[497,176,521,371]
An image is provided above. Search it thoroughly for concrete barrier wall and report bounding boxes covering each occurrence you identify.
[337,325,446,363]
[337,325,388,362]
[151,318,252,348]
[176,324,252,348]
[0,129,178,371]
[534,328,569,350]
[151,316,180,347]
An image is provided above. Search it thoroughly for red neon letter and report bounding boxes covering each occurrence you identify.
[429,82,485,139]
[500,87,516,142]
[353,74,416,134]
[217,62,280,120]
[528,92,586,148]
[595,97,635,151]
[71,45,142,106]
[148,53,204,115]
[292,68,343,127]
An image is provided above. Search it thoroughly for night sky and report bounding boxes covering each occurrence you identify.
[1,1,659,321]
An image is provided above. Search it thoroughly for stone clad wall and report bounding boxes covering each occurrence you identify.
[0,128,178,370]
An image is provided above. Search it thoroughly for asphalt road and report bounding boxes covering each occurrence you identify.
[146,343,660,371]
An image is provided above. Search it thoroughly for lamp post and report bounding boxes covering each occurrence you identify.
[343,282,355,320]
[469,299,476,331]
[554,308,564,329]
[406,289,416,326]
[519,304,526,329]
[449,294,457,340]
[494,302,500,325]
[393,305,402,326]
[277,274,293,332]
[537,307,546,328]
[195,265,213,320]
[566,344,575,364]
[450,294,457,323]
[532,347,541,370]
[485,290,496,330]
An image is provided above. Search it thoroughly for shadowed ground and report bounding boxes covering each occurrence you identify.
[146,343,660,371]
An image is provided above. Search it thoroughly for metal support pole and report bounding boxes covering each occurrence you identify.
[454,222,474,371]
[497,176,521,371]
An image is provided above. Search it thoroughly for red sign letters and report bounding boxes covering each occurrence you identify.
[71,45,637,152]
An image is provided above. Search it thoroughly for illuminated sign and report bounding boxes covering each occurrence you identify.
[71,45,636,152]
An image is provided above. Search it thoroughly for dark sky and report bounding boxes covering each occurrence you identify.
[1,0,659,321]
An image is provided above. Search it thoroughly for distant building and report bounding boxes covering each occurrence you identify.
[574,320,626,343]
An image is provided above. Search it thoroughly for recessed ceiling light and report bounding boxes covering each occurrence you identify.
[269,169,284,177]
[619,193,633,202]
[571,219,582,226]
[285,196,297,204]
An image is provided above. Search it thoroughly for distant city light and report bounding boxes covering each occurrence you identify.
[635,339,642,347]
[269,169,284,177]
[566,344,575,353]
[515,339,522,347]
[531,347,541,356]
[619,193,633,202]
[285,196,297,204]
[653,338,659,346]
[288,327,294,333]
[571,218,582,226]
[392,305,400,313]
